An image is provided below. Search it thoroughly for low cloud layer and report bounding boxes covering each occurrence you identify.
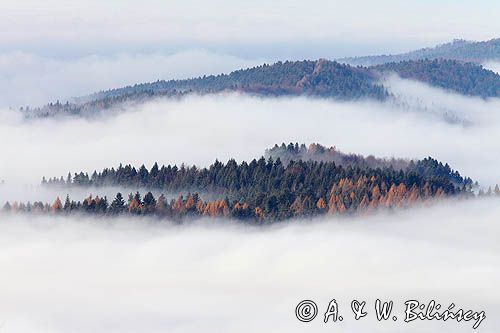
[1,78,500,195]
[0,50,264,108]
[0,197,498,333]
[1,72,499,333]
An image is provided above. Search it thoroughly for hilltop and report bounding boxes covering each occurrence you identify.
[25,58,500,117]
[338,38,500,66]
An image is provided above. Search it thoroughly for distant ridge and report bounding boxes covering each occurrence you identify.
[338,38,500,66]
[373,59,500,98]
[25,56,500,117]
[25,60,389,117]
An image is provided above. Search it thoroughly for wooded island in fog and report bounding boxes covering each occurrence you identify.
[5,144,497,222]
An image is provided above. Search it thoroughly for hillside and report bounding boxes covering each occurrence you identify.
[374,59,500,98]
[25,60,387,117]
[338,38,500,66]
[30,144,476,222]
[266,143,473,188]
[85,59,385,100]
[25,58,500,117]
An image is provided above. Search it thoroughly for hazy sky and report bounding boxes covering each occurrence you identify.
[0,0,498,106]
[1,0,499,58]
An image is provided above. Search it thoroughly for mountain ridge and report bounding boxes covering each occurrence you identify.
[338,38,500,66]
[32,143,475,221]
[23,45,500,117]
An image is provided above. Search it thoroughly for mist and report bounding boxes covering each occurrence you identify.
[1,71,499,333]
[2,1,499,332]
[2,77,500,199]
[0,50,264,108]
[0,197,498,333]
[0,183,182,206]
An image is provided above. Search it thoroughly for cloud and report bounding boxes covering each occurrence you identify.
[383,74,496,124]
[0,197,498,332]
[0,59,499,333]
[0,50,265,108]
[2,78,500,193]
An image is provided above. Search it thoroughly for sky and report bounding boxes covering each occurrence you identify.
[0,0,499,107]
[1,0,499,56]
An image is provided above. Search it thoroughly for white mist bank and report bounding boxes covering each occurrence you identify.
[0,50,264,108]
[0,184,180,206]
[1,82,500,190]
[0,198,498,333]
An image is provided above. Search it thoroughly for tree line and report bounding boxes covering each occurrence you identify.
[24,58,500,118]
[266,143,473,187]
[27,149,487,221]
[5,182,499,222]
[373,59,500,98]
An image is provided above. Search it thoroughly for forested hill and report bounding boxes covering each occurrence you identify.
[26,58,500,117]
[24,59,388,117]
[30,143,478,222]
[85,59,386,101]
[373,59,500,98]
[338,38,500,66]
[266,143,473,188]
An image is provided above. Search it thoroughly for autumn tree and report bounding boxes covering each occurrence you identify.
[51,197,63,213]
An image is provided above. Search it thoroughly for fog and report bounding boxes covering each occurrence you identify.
[1,78,500,194]
[0,197,498,333]
[0,184,181,206]
[1,76,500,332]
[1,1,498,332]
[0,50,264,108]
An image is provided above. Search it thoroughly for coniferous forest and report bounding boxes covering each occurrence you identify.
[22,57,500,118]
[4,144,497,223]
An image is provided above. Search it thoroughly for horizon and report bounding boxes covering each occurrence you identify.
[1,0,499,107]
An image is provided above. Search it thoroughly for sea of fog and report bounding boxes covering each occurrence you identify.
[1,77,500,189]
[0,77,499,332]
[0,198,499,333]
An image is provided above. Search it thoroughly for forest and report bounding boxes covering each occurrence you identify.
[266,143,473,187]
[3,144,493,222]
[4,182,499,223]
[373,59,500,98]
[339,38,500,66]
[23,57,500,117]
